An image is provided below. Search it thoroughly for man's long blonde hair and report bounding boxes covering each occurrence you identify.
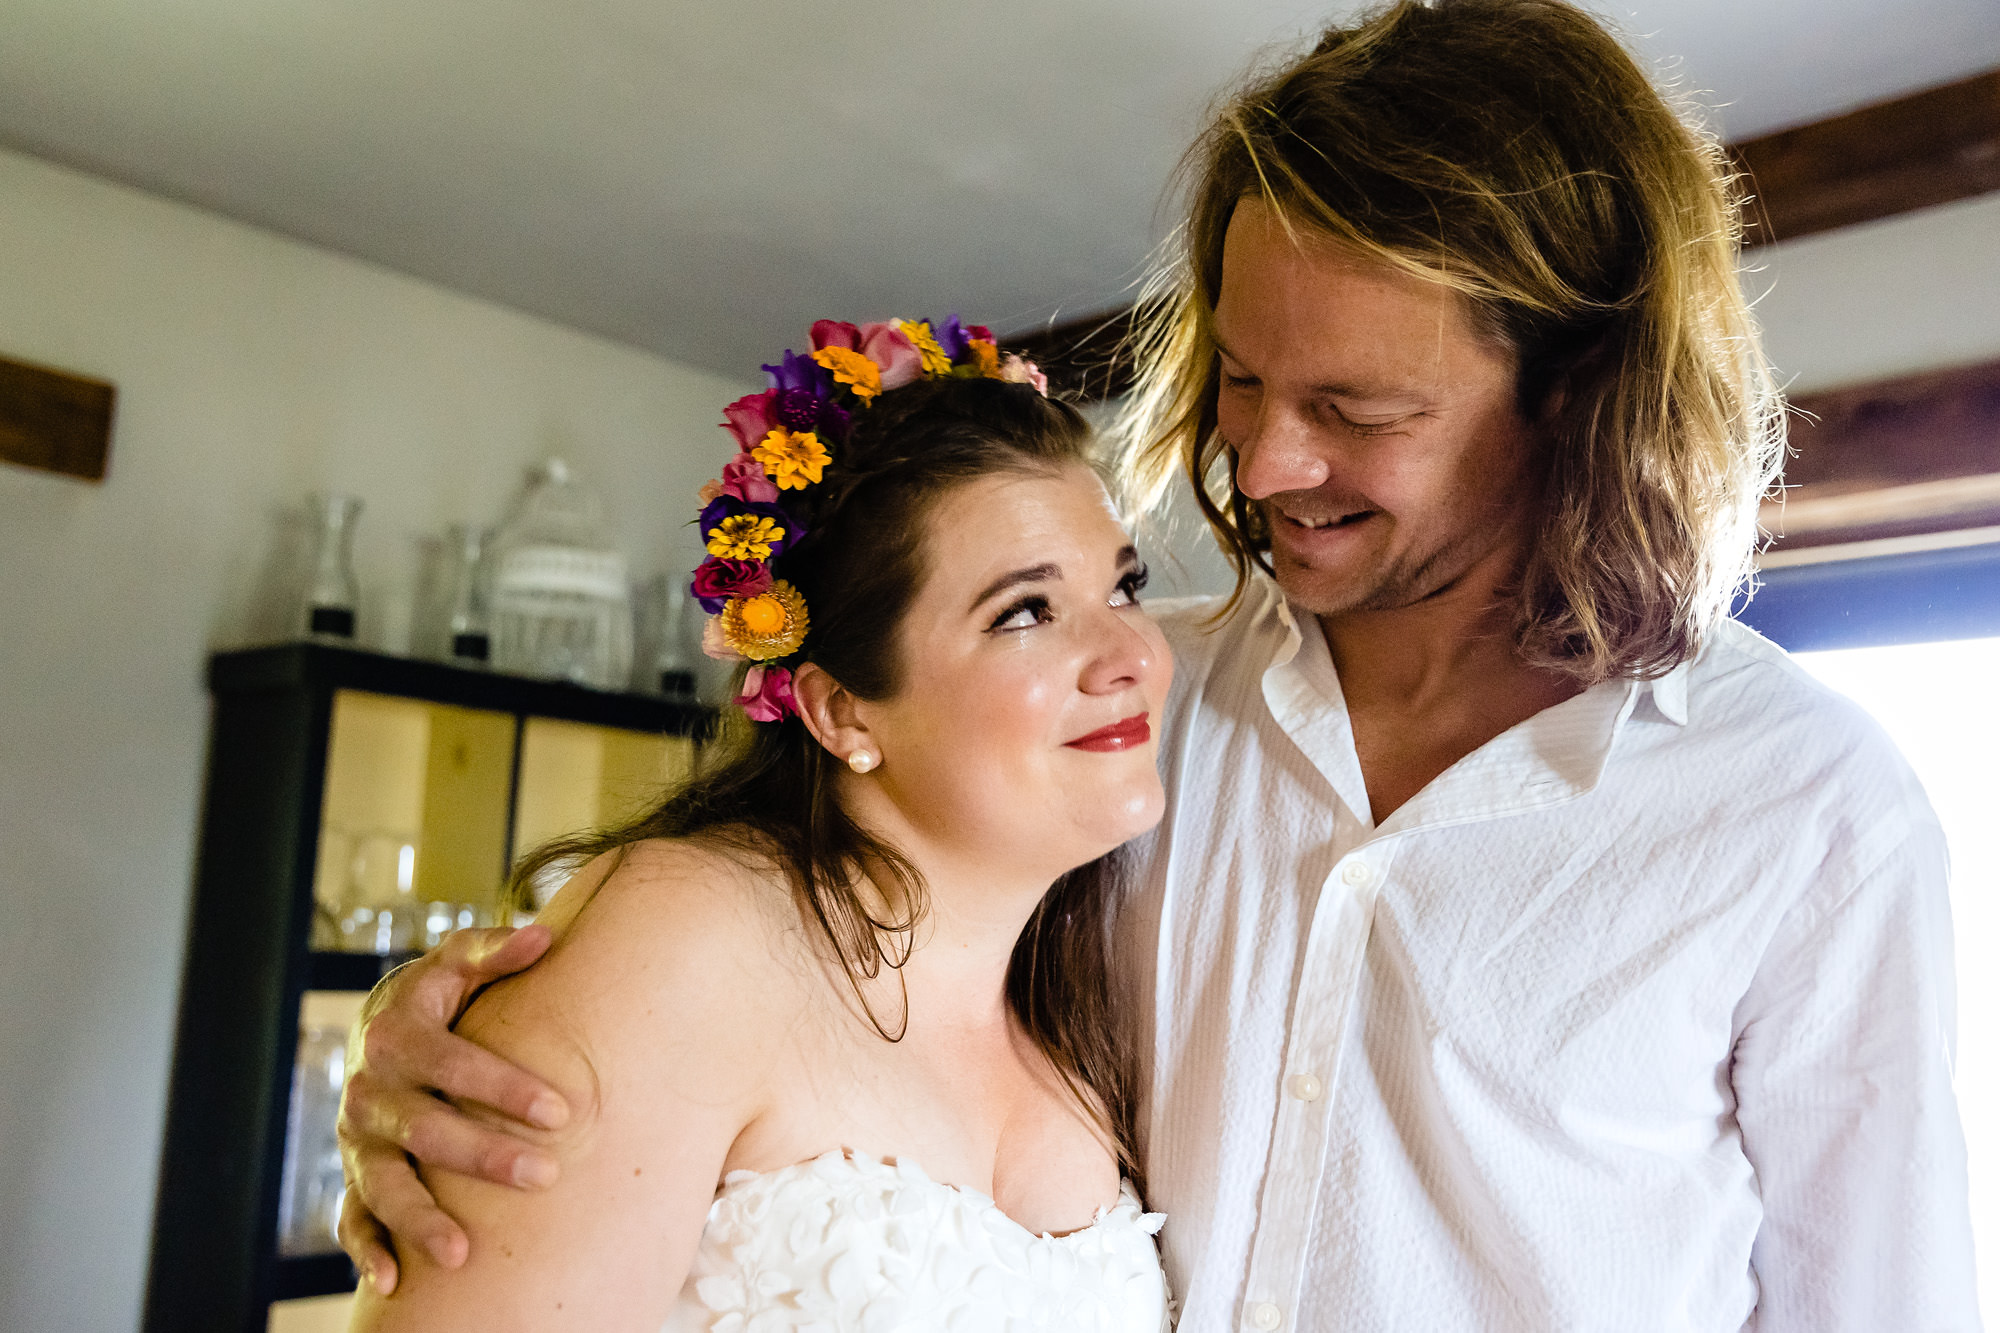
[1116,0,1783,683]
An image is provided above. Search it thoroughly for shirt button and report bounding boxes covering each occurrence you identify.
[1287,1072,1323,1102]
[1340,861,1373,886]
[1249,1303,1283,1329]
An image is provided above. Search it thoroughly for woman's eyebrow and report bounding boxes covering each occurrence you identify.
[972,562,1060,609]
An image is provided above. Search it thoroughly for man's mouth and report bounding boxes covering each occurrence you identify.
[1276,506,1376,531]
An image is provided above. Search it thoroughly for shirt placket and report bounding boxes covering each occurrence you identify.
[1237,839,1396,1330]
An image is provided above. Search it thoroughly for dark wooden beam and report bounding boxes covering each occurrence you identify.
[1012,69,2000,403]
[1765,358,2000,549]
[0,353,116,481]
[1732,69,2000,246]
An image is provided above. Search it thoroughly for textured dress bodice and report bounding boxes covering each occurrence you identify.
[660,1150,1172,1331]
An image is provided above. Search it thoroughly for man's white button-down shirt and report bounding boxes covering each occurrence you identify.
[1117,580,1977,1331]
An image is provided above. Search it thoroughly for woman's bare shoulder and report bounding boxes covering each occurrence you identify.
[461,837,813,1115]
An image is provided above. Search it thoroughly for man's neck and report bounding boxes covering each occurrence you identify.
[1315,552,1583,825]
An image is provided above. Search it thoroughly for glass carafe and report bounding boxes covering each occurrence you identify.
[302,493,362,639]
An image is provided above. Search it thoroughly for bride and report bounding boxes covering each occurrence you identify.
[347,316,1174,1330]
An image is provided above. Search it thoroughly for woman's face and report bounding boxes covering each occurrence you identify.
[851,462,1172,883]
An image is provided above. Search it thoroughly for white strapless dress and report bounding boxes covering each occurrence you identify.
[660,1150,1172,1331]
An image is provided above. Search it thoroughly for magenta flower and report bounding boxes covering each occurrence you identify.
[968,323,995,344]
[735,664,797,722]
[690,557,773,613]
[858,322,923,391]
[719,452,779,503]
[721,390,779,451]
[811,320,862,352]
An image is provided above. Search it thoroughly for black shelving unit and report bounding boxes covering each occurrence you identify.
[142,642,706,1333]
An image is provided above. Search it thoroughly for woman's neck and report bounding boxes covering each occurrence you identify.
[841,811,1058,1038]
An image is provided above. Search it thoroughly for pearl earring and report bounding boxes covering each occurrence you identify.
[847,750,877,774]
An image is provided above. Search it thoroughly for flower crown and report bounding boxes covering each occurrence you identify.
[693,316,1049,723]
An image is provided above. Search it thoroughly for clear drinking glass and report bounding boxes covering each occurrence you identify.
[276,1017,348,1255]
[303,493,363,640]
[648,574,699,702]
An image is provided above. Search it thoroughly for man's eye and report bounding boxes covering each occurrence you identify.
[989,596,1053,632]
[1111,564,1151,607]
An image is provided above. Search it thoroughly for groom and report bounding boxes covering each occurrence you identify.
[333,2,1977,1327]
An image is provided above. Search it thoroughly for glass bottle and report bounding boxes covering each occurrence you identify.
[443,524,491,663]
[488,459,633,690]
[303,493,362,639]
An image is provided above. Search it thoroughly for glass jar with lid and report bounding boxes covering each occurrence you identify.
[487,459,633,690]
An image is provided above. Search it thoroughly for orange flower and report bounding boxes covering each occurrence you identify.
[751,429,831,490]
[811,346,883,403]
[721,580,809,660]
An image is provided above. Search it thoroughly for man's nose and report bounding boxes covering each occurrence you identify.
[1234,407,1331,500]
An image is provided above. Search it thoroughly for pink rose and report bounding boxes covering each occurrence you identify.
[810,320,861,352]
[702,616,744,662]
[719,453,779,503]
[721,390,779,451]
[690,556,773,613]
[998,353,1049,396]
[735,664,797,722]
[858,322,923,391]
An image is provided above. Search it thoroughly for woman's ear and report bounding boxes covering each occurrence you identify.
[790,662,876,768]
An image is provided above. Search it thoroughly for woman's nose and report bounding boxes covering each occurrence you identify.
[1234,406,1332,501]
[1080,606,1159,696]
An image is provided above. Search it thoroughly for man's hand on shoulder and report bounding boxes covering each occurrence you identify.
[336,924,569,1295]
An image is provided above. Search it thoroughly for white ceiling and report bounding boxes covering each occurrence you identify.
[1,0,1995,380]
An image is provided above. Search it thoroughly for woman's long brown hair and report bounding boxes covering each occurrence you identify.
[511,376,1145,1189]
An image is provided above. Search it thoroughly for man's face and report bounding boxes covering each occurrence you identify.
[1212,199,1545,618]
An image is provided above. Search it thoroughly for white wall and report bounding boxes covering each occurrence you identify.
[1751,192,2000,395]
[0,146,748,1332]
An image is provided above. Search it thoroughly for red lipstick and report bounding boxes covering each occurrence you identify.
[1065,713,1151,752]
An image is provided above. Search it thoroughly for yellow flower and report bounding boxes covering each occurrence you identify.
[811,347,882,403]
[706,513,786,561]
[751,428,831,490]
[897,319,953,376]
[969,338,1000,378]
[721,580,809,660]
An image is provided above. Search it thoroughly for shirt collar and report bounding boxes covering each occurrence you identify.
[1644,659,1690,726]
[1259,593,1665,836]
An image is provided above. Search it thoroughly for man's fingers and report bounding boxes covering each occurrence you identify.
[346,1142,471,1271]
[360,1020,568,1131]
[337,1188,400,1295]
[441,922,552,985]
[346,1083,560,1188]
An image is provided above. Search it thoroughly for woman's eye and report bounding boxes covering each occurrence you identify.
[989,596,1053,632]
[1110,564,1150,607]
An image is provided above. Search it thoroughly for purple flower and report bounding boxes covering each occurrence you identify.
[690,557,773,614]
[762,349,831,397]
[775,387,822,431]
[935,314,972,362]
